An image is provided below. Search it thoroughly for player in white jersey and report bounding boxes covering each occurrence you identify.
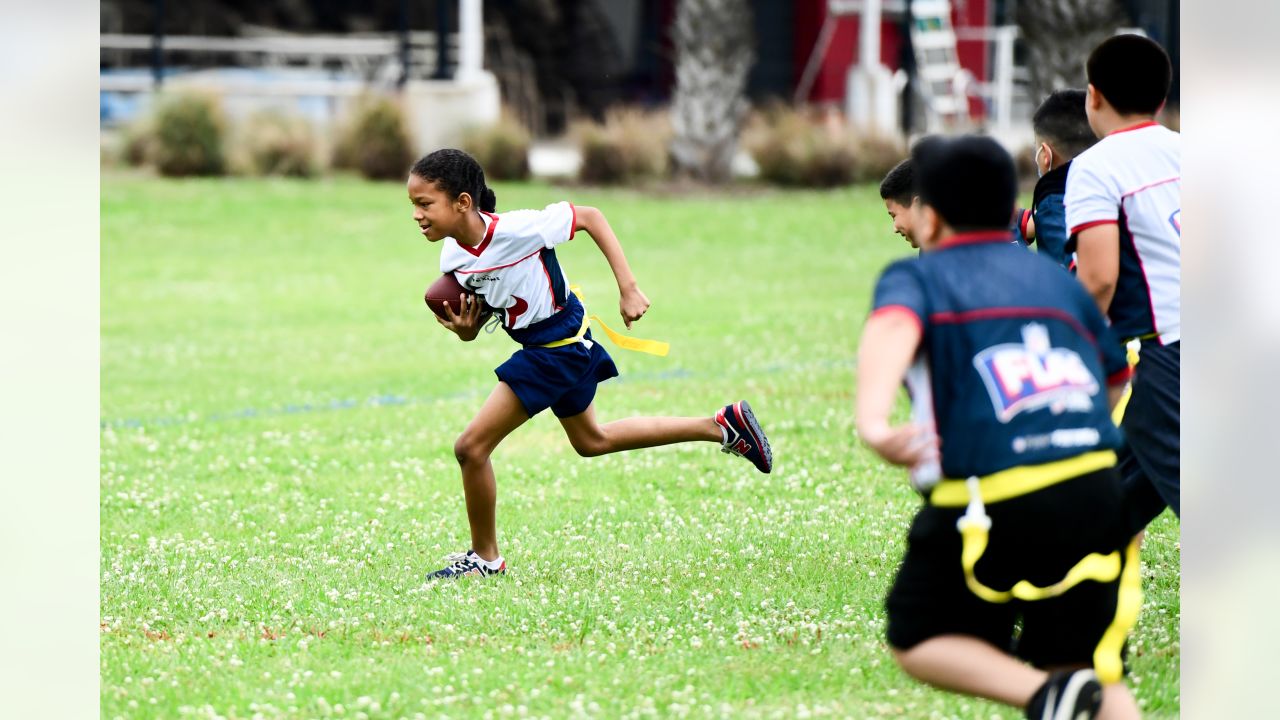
[407,149,773,579]
[1066,34,1180,533]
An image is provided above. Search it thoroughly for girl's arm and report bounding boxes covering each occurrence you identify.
[574,205,650,329]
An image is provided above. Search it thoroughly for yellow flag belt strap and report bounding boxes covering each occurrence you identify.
[538,286,670,357]
[933,450,1122,604]
[928,450,1117,507]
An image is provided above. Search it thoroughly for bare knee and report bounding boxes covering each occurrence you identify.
[568,430,610,457]
[453,432,491,467]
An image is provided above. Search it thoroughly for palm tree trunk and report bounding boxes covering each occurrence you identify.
[1015,0,1130,103]
[669,0,755,184]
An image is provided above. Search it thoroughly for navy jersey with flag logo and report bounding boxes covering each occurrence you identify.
[871,232,1132,479]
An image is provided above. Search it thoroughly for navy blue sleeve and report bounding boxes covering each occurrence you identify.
[1033,192,1069,267]
[871,260,928,332]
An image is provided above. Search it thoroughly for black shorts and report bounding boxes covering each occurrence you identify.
[1118,340,1180,532]
[885,467,1140,675]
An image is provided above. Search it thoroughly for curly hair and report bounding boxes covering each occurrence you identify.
[409,148,497,212]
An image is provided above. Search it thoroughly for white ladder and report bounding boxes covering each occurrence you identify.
[907,0,971,131]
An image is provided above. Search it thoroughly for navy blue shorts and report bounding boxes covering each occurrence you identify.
[495,330,619,419]
[1117,340,1180,533]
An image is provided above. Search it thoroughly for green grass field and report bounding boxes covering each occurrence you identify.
[101,174,1180,719]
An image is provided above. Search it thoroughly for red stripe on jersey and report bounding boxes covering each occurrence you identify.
[870,305,923,333]
[929,307,1097,346]
[568,203,577,242]
[1069,219,1118,236]
[454,248,541,274]
[458,212,500,257]
[1108,120,1160,136]
[939,231,1015,248]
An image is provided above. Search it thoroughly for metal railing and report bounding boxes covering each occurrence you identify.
[100,31,459,91]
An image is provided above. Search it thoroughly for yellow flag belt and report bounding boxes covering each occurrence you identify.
[538,285,670,357]
[931,451,1126,604]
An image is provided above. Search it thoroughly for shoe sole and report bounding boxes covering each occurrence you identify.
[734,400,772,474]
[428,568,506,580]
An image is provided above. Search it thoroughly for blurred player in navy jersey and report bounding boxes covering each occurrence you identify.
[856,136,1141,720]
[1028,89,1099,269]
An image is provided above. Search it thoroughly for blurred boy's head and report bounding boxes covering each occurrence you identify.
[1085,34,1172,135]
[909,136,1017,250]
[1032,89,1096,177]
[879,159,919,248]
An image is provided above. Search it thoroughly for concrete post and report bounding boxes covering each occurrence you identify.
[457,0,484,80]
[847,0,897,135]
[993,26,1017,138]
[859,0,881,71]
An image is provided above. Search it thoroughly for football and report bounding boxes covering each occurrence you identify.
[424,273,487,320]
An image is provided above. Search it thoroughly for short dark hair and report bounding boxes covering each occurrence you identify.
[1086,34,1171,116]
[410,148,497,212]
[911,135,1016,231]
[879,159,914,204]
[1033,89,1097,159]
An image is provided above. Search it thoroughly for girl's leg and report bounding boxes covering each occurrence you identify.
[453,382,529,561]
[558,402,720,457]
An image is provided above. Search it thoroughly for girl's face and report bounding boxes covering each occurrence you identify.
[407,174,467,243]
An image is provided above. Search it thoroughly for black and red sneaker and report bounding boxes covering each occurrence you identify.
[715,400,772,474]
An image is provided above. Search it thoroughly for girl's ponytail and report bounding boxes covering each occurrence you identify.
[479,186,497,213]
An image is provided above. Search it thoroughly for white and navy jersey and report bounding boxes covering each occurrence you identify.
[1065,121,1180,345]
[872,233,1130,479]
[439,202,577,332]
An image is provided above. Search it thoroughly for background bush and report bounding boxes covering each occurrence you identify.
[853,133,908,185]
[745,105,905,188]
[119,116,156,168]
[462,112,531,181]
[1012,143,1039,187]
[332,95,415,180]
[149,92,227,177]
[235,110,319,178]
[574,107,671,185]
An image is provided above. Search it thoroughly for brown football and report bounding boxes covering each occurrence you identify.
[424,273,486,319]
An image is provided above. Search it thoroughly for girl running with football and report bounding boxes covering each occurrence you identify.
[408,149,772,579]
